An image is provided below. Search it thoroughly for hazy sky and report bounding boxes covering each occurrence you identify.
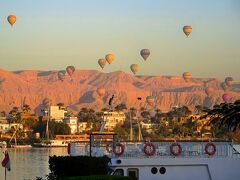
[0,0,240,80]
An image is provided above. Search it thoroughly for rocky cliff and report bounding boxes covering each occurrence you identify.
[0,68,239,115]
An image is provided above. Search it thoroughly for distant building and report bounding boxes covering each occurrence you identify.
[102,111,126,131]
[140,122,157,133]
[63,116,78,134]
[78,122,93,133]
[49,106,66,122]
[0,121,23,134]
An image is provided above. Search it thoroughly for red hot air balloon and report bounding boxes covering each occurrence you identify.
[222,93,232,103]
[97,87,105,97]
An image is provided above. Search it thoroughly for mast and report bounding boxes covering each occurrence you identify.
[45,106,50,142]
[129,111,133,141]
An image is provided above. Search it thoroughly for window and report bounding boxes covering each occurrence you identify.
[113,169,124,176]
[159,167,166,174]
[151,167,158,174]
[127,168,139,180]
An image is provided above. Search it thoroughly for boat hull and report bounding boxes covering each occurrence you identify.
[11,145,32,148]
[110,157,240,180]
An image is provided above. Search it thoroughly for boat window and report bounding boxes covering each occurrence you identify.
[113,169,124,176]
[159,167,166,174]
[127,168,139,180]
[151,167,158,174]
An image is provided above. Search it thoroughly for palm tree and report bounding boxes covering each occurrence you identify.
[22,104,31,114]
[203,100,240,131]
[115,103,127,111]
[57,102,65,110]
[0,111,6,117]
[8,106,20,123]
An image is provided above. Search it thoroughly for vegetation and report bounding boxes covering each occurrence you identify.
[49,156,110,178]
[58,175,131,180]
[203,100,240,131]
[1,100,240,142]
[33,120,71,138]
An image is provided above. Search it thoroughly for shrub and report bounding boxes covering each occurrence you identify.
[59,175,131,180]
[49,156,110,178]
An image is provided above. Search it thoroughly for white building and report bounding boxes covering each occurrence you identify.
[0,120,23,134]
[49,106,66,122]
[78,122,93,133]
[140,122,158,133]
[63,117,78,134]
[102,111,126,131]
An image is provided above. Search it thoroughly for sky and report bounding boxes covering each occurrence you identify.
[0,0,240,80]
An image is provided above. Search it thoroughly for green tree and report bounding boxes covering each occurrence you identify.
[22,104,31,114]
[0,111,6,117]
[115,103,127,111]
[33,120,71,138]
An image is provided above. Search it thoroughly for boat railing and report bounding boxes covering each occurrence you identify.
[69,141,240,158]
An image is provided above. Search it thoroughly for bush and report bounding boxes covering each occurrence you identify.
[49,156,110,178]
[59,175,131,180]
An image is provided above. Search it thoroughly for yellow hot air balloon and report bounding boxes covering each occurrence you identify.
[7,15,17,26]
[130,64,139,74]
[105,54,114,64]
[183,25,192,37]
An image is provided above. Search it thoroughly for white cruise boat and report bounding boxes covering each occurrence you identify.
[69,138,240,180]
[33,139,69,147]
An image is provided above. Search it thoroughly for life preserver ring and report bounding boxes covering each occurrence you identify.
[170,143,182,156]
[113,143,124,156]
[67,143,71,154]
[143,143,156,156]
[106,143,113,153]
[205,143,216,156]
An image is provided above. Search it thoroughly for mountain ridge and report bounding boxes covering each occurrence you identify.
[0,68,239,115]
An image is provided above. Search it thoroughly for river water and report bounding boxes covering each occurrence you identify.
[1,145,240,180]
[0,147,68,180]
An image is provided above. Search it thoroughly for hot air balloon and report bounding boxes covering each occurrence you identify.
[130,64,139,74]
[182,72,191,82]
[98,59,106,69]
[183,25,192,37]
[146,96,155,106]
[7,15,16,26]
[221,82,228,92]
[205,87,214,96]
[66,66,75,77]
[42,98,51,107]
[222,93,232,103]
[140,49,150,61]
[58,70,66,81]
[105,54,114,64]
[97,87,105,97]
[225,77,234,86]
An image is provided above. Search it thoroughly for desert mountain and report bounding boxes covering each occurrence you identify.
[0,68,239,115]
